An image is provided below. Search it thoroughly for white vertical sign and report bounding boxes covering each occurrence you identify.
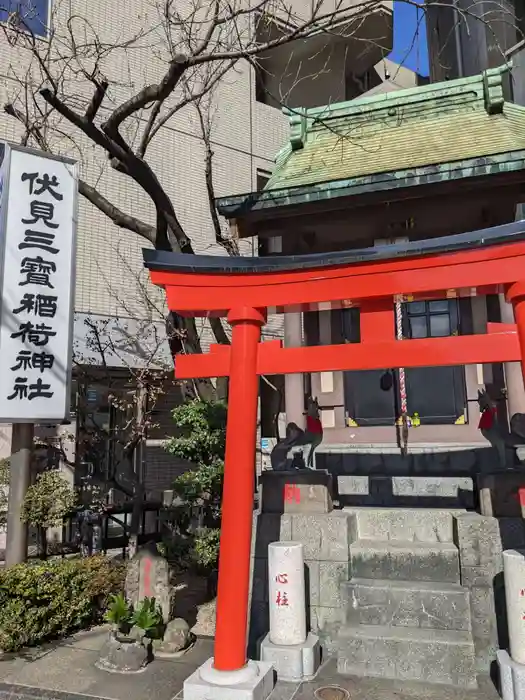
[268,541,307,646]
[0,146,77,422]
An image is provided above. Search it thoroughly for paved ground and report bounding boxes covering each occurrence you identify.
[0,626,501,700]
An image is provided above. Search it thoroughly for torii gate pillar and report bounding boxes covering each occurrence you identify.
[507,282,525,385]
[184,305,275,699]
[214,307,266,671]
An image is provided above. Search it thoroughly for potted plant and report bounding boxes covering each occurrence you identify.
[105,593,133,638]
[131,597,164,642]
[97,595,163,673]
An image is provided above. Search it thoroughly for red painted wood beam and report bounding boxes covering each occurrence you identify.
[360,300,395,342]
[487,321,518,334]
[150,241,525,314]
[174,330,521,379]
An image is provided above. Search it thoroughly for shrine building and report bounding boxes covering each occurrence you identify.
[215,62,525,501]
[143,62,525,689]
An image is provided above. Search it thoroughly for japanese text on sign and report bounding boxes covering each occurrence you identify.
[275,591,289,606]
[275,572,289,606]
[284,484,301,503]
[0,148,77,421]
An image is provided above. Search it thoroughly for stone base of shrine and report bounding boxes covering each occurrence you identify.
[498,650,525,700]
[260,470,333,514]
[260,632,321,682]
[183,659,274,700]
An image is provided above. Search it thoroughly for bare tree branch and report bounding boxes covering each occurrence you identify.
[103,54,189,137]
[85,80,109,122]
[195,99,239,256]
[78,180,157,243]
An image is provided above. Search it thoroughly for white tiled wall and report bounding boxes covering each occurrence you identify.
[0,0,289,325]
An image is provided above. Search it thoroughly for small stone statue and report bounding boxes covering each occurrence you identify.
[153,618,194,657]
[76,509,102,557]
[270,396,323,471]
[478,389,525,467]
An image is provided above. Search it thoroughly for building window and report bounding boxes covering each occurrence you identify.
[342,300,467,425]
[256,170,271,191]
[255,61,270,105]
[256,170,272,256]
[0,0,49,38]
[403,299,453,339]
[402,299,467,425]
[254,13,279,107]
[344,68,381,100]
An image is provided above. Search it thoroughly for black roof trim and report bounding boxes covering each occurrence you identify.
[143,220,525,275]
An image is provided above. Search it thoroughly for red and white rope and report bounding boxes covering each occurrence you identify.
[395,299,408,417]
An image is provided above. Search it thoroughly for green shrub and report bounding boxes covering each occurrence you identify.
[157,536,193,566]
[165,400,227,468]
[193,527,221,569]
[0,555,125,651]
[164,400,226,573]
[172,462,224,511]
[21,470,76,529]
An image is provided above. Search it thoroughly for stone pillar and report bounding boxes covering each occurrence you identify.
[284,313,305,428]
[268,541,307,645]
[6,423,33,566]
[268,236,304,428]
[504,550,525,665]
[499,294,525,416]
[260,541,321,682]
[471,296,491,386]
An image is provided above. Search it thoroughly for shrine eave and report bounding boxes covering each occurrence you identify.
[215,150,525,222]
[143,219,525,275]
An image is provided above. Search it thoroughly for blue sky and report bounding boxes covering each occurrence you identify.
[388,1,430,77]
[0,0,49,38]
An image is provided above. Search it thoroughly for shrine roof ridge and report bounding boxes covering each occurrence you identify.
[216,64,525,221]
[143,219,525,275]
[280,63,510,153]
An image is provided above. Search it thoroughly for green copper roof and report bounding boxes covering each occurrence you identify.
[216,64,525,219]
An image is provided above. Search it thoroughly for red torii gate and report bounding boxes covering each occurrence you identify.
[144,221,525,678]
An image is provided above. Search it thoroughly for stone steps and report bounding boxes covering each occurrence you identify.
[342,577,471,631]
[336,507,477,687]
[338,476,475,509]
[344,506,462,543]
[350,538,461,583]
[337,624,477,687]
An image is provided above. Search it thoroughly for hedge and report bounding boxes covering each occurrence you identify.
[0,555,126,651]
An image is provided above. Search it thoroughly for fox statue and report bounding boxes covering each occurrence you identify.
[477,388,525,467]
[270,396,323,471]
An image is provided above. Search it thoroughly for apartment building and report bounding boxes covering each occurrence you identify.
[426,0,525,81]
[0,0,416,495]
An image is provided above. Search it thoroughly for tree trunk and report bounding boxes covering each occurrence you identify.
[128,480,145,559]
[38,526,48,560]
